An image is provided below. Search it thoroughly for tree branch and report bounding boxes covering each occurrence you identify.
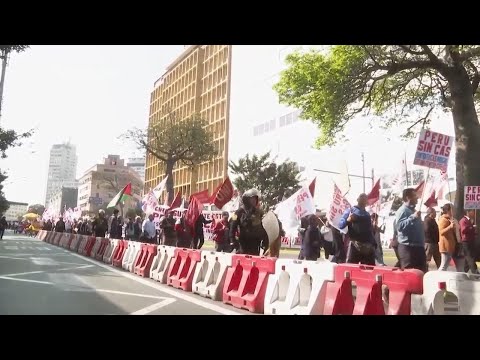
[399,45,426,56]
[459,47,480,61]
[465,59,480,94]
[407,106,435,131]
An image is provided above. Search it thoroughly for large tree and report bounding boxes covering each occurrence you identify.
[274,45,480,218]
[0,45,29,120]
[123,111,217,203]
[229,152,301,210]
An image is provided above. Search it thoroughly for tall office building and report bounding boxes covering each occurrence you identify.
[127,157,146,182]
[45,142,78,206]
[145,45,232,197]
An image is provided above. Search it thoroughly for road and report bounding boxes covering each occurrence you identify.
[0,232,248,315]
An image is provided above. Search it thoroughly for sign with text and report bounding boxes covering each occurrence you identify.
[328,183,351,234]
[464,186,480,209]
[414,129,453,171]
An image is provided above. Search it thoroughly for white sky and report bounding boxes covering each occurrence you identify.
[1,45,457,206]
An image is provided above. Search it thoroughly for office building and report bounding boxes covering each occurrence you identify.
[45,142,78,205]
[4,201,29,222]
[127,157,146,182]
[47,187,78,215]
[77,155,143,215]
[145,45,232,197]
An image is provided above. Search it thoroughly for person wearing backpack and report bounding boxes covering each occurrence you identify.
[338,193,376,265]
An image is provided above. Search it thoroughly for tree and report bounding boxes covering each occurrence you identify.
[229,152,301,210]
[28,204,45,215]
[0,45,29,120]
[274,45,480,218]
[122,111,217,203]
[0,172,9,215]
[99,173,142,217]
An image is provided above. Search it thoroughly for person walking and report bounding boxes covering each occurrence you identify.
[424,207,441,269]
[212,211,231,252]
[371,213,386,266]
[459,209,479,274]
[303,215,322,261]
[438,203,465,272]
[0,216,7,240]
[395,188,426,272]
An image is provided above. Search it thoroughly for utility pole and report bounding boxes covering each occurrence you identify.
[361,152,366,193]
[0,48,9,122]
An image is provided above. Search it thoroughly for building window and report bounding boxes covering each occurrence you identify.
[270,119,276,130]
[279,116,286,127]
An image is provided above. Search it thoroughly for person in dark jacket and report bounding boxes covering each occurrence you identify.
[108,209,120,239]
[92,210,108,238]
[303,215,322,261]
[193,213,213,249]
[161,211,176,246]
[0,216,7,239]
[339,193,376,265]
[424,207,441,269]
[132,216,142,241]
[55,217,66,233]
[212,212,231,252]
[43,219,53,232]
[459,209,478,274]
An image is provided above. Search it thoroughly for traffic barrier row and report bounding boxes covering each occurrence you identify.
[39,231,480,315]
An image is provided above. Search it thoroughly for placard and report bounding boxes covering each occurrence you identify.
[414,129,453,171]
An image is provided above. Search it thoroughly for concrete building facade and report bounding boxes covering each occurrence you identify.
[45,143,78,205]
[4,201,29,222]
[77,155,143,215]
[47,187,78,215]
[127,157,146,182]
[145,45,232,197]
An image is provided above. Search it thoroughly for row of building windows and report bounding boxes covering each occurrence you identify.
[253,110,301,137]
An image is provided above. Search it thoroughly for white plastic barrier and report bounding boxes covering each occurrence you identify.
[89,238,102,258]
[264,259,337,315]
[77,236,89,254]
[70,235,81,252]
[150,245,176,283]
[121,241,134,270]
[192,251,233,301]
[58,233,67,247]
[103,239,117,263]
[125,242,142,273]
[413,271,480,315]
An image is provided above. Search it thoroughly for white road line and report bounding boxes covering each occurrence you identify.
[0,265,94,277]
[130,298,177,315]
[69,288,169,299]
[69,253,241,315]
[0,255,31,261]
[0,253,68,257]
[0,276,54,285]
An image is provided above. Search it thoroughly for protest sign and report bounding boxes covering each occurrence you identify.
[328,183,351,234]
[414,129,453,171]
[464,186,480,209]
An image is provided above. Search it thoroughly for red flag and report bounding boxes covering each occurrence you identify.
[309,178,316,197]
[190,189,210,204]
[415,180,425,198]
[185,195,203,228]
[210,177,234,209]
[169,191,182,208]
[424,190,438,208]
[367,179,381,206]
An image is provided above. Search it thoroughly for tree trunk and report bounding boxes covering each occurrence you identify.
[448,68,480,219]
[165,160,175,204]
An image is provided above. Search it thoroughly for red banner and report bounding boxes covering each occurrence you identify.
[190,189,210,204]
[210,177,234,209]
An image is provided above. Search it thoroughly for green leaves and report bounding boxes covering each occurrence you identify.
[274,45,480,148]
[229,152,301,210]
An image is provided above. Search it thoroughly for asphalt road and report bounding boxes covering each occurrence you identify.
[0,232,248,315]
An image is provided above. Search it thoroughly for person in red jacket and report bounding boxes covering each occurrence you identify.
[459,209,478,274]
[212,212,230,252]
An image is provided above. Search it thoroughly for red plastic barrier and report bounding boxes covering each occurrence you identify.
[45,231,53,243]
[89,238,102,258]
[112,240,128,267]
[95,238,110,261]
[38,230,48,241]
[77,235,88,254]
[167,248,202,291]
[134,244,158,278]
[222,255,277,313]
[83,236,97,257]
[53,232,61,246]
[323,264,424,315]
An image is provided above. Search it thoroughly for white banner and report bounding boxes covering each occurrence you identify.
[152,176,168,199]
[142,190,159,215]
[328,183,351,234]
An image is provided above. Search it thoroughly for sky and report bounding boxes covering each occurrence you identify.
[1,45,457,207]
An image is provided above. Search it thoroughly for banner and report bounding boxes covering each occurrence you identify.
[328,183,351,234]
[414,129,453,171]
[464,186,480,209]
[142,191,159,215]
[152,176,168,199]
[210,177,234,210]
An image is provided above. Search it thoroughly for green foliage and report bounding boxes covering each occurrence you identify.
[229,152,301,210]
[28,204,45,215]
[0,127,32,158]
[274,45,480,147]
[0,171,9,215]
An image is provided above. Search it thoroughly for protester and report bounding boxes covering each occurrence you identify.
[438,203,465,272]
[0,215,7,240]
[395,188,426,272]
[108,209,120,239]
[371,213,386,266]
[132,216,142,241]
[65,219,72,234]
[390,218,401,268]
[320,217,333,260]
[193,213,213,249]
[161,211,176,246]
[297,216,309,260]
[55,217,66,233]
[339,193,376,265]
[44,219,53,231]
[330,227,346,263]
[123,217,134,240]
[212,211,231,252]
[424,207,441,269]
[303,214,322,261]
[459,209,479,274]
[92,210,108,238]
[142,214,157,244]
[175,216,192,248]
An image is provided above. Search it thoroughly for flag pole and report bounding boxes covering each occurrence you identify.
[419,167,430,210]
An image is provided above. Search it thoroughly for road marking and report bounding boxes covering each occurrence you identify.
[0,255,31,261]
[0,265,94,277]
[130,298,177,315]
[69,253,242,315]
[0,276,54,285]
[4,246,18,250]
[68,288,169,300]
